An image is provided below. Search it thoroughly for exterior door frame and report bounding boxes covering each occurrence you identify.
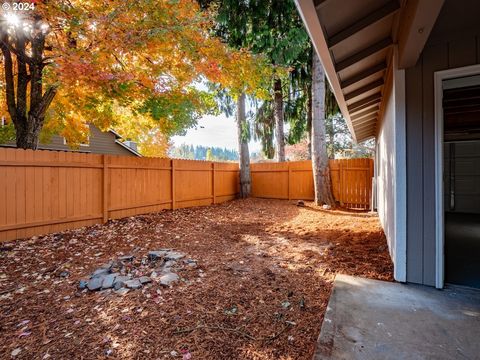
[434,64,480,289]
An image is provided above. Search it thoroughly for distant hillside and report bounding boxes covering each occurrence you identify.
[170,144,239,161]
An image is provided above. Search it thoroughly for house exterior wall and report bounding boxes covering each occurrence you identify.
[405,0,480,285]
[376,48,406,282]
[1,125,137,156]
[377,76,396,262]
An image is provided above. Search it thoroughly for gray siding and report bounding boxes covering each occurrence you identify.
[2,125,138,156]
[405,0,480,285]
[377,74,396,264]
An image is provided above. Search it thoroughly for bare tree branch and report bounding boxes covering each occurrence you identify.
[32,85,58,119]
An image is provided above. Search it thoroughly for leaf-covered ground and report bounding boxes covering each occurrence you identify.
[0,199,393,359]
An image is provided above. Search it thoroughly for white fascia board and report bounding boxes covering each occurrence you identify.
[393,46,407,282]
[295,0,357,142]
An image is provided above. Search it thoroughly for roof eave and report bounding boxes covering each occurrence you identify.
[115,140,142,157]
[295,0,358,143]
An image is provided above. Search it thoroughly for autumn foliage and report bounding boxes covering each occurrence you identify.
[0,0,271,154]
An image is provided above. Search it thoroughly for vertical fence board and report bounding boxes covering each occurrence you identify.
[252,159,373,208]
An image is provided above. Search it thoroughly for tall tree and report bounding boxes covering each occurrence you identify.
[197,0,271,197]
[273,77,285,161]
[236,93,251,197]
[311,51,335,206]
[200,0,310,162]
[0,0,260,150]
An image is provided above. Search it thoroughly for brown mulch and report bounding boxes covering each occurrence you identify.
[0,198,393,360]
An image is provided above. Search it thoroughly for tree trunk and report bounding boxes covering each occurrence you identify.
[273,77,285,162]
[311,51,335,206]
[15,119,41,149]
[0,16,57,150]
[306,83,312,160]
[236,92,251,198]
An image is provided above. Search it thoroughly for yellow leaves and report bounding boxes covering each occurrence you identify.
[1,0,274,150]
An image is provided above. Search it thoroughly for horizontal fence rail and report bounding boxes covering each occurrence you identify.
[251,158,374,209]
[0,148,239,242]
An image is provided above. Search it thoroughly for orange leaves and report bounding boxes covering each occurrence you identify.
[1,0,272,150]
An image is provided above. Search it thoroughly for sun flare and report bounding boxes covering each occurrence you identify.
[4,12,20,26]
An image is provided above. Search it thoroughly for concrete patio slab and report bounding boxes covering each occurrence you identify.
[314,274,480,360]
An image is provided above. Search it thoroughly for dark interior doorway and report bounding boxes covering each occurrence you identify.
[443,82,480,288]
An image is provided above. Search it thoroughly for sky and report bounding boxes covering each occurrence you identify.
[171,114,262,153]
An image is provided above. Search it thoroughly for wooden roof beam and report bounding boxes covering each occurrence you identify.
[351,106,380,121]
[335,37,393,72]
[353,117,377,129]
[344,79,384,101]
[349,99,382,115]
[328,0,400,48]
[341,62,387,89]
[353,115,378,127]
[347,92,382,113]
[355,129,376,140]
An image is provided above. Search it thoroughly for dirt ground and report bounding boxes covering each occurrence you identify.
[0,199,393,360]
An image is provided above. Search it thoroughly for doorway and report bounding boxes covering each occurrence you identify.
[440,74,480,288]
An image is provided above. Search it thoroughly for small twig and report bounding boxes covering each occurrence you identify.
[0,287,16,295]
[0,246,36,252]
[264,324,291,344]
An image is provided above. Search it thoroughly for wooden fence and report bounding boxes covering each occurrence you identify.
[0,148,373,242]
[251,158,374,209]
[0,148,239,242]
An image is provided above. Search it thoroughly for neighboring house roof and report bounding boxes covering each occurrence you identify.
[0,124,141,157]
[114,138,142,157]
[295,0,444,142]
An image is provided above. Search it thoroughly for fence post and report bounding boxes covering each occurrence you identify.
[102,155,109,223]
[212,162,216,204]
[287,162,292,200]
[171,159,176,210]
[339,160,344,207]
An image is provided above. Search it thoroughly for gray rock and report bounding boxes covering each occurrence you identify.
[78,279,88,289]
[184,259,197,267]
[118,255,134,262]
[148,250,168,261]
[125,279,142,289]
[91,268,110,278]
[59,270,70,278]
[164,260,177,268]
[87,277,103,291]
[100,261,114,269]
[138,276,152,284]
[113,276,130,290]
[115,288,130,296]
[165,251,185,261]
[101,273,118,289]
[159,272,179,286]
